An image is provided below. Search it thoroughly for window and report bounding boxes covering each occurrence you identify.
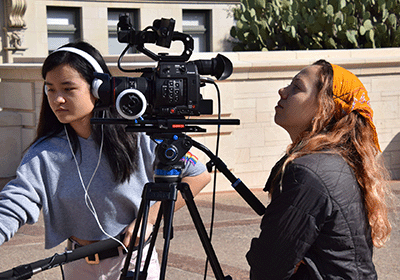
[108,9,139,55]
[47,7,80,53]
[182,10,210,52]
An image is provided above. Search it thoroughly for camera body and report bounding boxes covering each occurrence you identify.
[96,60,212,119]
[95,16,231,120]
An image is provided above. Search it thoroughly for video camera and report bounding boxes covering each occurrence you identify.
[94,15,233,120]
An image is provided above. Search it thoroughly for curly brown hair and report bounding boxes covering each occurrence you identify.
[283,59,391,247]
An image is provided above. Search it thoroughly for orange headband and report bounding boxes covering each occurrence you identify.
[331,64,380,152]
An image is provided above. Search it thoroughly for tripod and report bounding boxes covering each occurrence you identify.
[120,133,232,280]
[119,130,266,280]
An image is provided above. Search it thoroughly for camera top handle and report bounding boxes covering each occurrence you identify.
[137,31,194,62]
[118,16,194,62]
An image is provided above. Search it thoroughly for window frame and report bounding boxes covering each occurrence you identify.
[46,6,81,53]
[182,10,211,52]
[108,9,139,55]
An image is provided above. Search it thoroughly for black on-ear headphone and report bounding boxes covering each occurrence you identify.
[44,47,104,98]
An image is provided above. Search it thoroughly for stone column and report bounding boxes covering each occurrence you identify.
[3,0,28,63]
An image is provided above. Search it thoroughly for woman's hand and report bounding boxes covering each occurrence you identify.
[122,219,154,248]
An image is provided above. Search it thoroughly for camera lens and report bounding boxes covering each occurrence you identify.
[115,89,147,119]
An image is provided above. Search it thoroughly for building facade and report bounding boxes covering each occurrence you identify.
[0,0,240,187]
[2,1,400,192]
[1,0,239,63]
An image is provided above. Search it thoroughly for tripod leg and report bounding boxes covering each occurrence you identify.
[120,184,153,280]
[178,182,231,280]
[135,182,178,280]
[137,202,164,280]
[159,198,176,279]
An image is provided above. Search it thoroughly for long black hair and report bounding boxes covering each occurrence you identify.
[35,41,138,183]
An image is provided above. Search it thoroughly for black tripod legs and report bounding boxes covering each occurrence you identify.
[120,182,232,280]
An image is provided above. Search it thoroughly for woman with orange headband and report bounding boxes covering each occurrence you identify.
[246,60,391,279]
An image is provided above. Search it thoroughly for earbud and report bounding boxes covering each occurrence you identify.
[45,47,104,98]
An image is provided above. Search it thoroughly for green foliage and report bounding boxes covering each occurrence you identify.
[230,0,400,51]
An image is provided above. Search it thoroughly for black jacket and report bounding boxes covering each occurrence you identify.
[246,153,376,280]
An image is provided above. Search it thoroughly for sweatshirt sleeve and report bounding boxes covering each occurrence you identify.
[0,151,44,245]
[181,151,206,177]
[246,162,332,280]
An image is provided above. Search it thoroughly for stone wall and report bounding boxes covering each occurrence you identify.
[1,48,400,192]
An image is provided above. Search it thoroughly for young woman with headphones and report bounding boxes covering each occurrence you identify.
[0,41,211,279]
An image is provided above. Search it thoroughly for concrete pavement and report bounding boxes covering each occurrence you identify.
[0,183,399,279]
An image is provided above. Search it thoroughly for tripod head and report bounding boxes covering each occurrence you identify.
[152,133,192,183]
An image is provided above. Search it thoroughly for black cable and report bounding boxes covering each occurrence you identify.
[117,44,133,73]
[60,263,65,280]
[203,79,222,279]
[39,252,66,279]
[117,43,154,74]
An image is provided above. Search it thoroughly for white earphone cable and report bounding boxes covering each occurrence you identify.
[64,124,128,252]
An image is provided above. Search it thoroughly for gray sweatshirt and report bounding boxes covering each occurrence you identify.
[0,132,206,249]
